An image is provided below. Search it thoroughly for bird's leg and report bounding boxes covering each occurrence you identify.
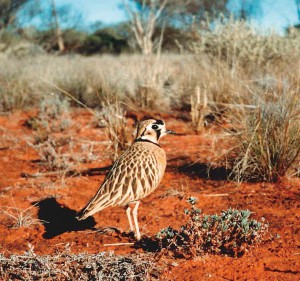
[132,201,141,241]
[126,205,134,232]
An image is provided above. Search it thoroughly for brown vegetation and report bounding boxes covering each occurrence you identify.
[0,20,300,280]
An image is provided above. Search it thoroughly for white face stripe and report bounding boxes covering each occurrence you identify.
[135,119,170,145]
[138,122,166,143]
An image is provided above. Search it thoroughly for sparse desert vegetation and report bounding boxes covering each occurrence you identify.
[144,198,270,258]
[0,3,300,279]
[0,245,156,280]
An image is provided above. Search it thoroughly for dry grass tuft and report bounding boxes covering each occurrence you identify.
[191,18,300,73]
[98,99,132,161]
[27,136,99,175]
[1,205,41,229]
[230,90,300,182]
[0,244,157,280]
[28,138,74,172]
[25,94,71,133]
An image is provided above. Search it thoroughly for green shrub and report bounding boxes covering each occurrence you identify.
[153,198,268,258]
[81,28,129,55]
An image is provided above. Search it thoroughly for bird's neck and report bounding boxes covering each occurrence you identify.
[134,137,161,147]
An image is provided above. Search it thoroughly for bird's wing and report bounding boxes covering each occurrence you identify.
[77,145,161,220]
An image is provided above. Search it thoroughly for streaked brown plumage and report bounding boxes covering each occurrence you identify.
[76,118,175,240]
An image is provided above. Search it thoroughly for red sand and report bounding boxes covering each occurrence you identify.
[0,110,299,280]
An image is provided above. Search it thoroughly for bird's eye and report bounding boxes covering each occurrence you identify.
[152,125,159,130]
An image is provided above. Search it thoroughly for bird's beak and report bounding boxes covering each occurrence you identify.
[166,130,176,135]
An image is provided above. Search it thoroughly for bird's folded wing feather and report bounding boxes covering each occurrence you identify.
[77,145,162,219]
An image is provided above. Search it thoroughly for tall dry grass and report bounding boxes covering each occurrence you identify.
[0,53,201,112]
[189,18,300,115]
[188,19,300,181]
[191,18,300,72]
[0,53,260,114]
[1,20,300,182]
[99,98,132,161]
[1,27,298,115]
[229,89,300,182]
[190,86,209,133]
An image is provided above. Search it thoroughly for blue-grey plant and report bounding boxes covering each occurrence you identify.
[155,199,268,257]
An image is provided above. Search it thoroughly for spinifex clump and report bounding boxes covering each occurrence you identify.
[155,198,268,258]
[231,91,300,182]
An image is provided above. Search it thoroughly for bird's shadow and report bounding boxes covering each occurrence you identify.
[33,197,96,239]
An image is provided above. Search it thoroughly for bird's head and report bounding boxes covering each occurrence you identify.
[135,119,175,144]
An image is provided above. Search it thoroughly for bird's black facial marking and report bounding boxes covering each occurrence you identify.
[152,124,159,130]
[156,129,161,140]
[155,120,164,125]
[141,128,147,137]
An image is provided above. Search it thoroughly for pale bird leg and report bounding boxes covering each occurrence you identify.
[126,206,134,232]
[132,201,141,241]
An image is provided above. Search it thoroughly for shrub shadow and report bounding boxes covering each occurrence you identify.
[134,236,161,253]
[168,157,232,181]
[33,197,96,239]
[21,166,112,179]
[80,166,112,176]
[178,162,231,180]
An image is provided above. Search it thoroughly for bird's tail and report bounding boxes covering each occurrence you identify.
[76,202,96,220]
[76,191,111,221]
[76,199,107,221]
[75,208,88,221]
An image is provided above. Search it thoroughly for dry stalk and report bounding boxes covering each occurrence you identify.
[1,204,41,229]
[100,99,131,161]
[191,86,208,133]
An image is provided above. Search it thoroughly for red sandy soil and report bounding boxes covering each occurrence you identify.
[0,109,299,280]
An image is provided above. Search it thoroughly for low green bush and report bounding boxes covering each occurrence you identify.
[154,198,268,257]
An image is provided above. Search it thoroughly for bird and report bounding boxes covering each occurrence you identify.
[76,118,175,240]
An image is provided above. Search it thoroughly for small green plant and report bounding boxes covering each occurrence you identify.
[154,198,268,258]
